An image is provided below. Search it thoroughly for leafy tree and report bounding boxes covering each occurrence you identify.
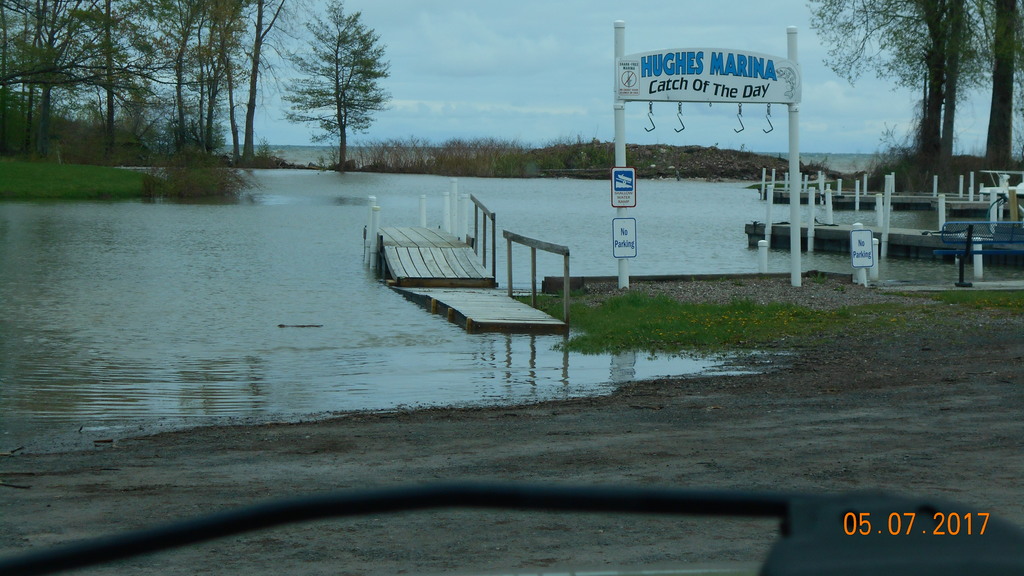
[809,0,984,171]
[283,0,389,171]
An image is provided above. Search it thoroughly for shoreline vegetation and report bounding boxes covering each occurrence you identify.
[0,136,1002,200]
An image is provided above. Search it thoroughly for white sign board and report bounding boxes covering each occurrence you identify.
[612,218,637,258]
[616,48,800,104]
[850,229,874,268]
[611,167,637,208]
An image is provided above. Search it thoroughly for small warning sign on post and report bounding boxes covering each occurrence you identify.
[850,228,874,268]
[611,167,637,208]
[612,217,637,258]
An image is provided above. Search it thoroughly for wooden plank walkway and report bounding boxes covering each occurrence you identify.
[392,287,567,334]
[378,227,494,288]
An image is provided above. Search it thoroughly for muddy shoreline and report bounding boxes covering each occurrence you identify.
[2,278,1022,575]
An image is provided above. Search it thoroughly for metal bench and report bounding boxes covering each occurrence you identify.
[934,221,1024,286]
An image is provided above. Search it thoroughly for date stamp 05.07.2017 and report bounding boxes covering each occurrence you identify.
[844,511,990,536]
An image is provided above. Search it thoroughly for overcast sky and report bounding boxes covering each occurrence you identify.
[254,0,994,155]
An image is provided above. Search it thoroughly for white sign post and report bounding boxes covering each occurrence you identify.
[612,217,637,259]
[850,223,873,287]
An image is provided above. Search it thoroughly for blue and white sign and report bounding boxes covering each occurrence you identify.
[850,228,874,268]
[612,217,637,258]
[616,48,801,104]
[611,167,637,208]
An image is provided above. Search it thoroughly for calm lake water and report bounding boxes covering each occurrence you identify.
[1,170,1020,449]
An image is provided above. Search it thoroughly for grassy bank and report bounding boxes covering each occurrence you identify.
[530,289,1023,354]
[354,136,813,180]
[0,161,146,200]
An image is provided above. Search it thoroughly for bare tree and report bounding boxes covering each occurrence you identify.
[985,0,1016,166]
[240,0,283,164]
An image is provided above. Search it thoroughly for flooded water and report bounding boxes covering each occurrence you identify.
[1,170,1020,448]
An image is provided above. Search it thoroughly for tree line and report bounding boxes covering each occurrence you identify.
[0,0,388,170]
[810,0,1021,177]
[6,0,1018,177]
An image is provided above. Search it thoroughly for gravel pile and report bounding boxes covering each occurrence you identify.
[580,275,932,311]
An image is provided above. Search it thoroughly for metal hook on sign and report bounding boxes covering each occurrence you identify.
[763,103,774,134]
[734,103,745,133]
[674,102,685,133]
[645,102,656,132]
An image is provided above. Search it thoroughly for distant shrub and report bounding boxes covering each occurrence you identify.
[143,148,252,198]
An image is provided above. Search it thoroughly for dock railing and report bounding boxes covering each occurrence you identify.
[503,230,570,325]
[469,194,497,280]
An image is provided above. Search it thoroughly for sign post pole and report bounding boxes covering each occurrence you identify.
[614,20,629,289]
[787,26,802,287]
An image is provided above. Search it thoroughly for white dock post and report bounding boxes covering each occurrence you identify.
[974,252,984,280]
[461,193,470,241]
[807,186,816,253]
[938,194,946,229]
[958,175,964,198]
[419,194,427,227]
[760,168,767,200]
[875,194,883,227]
[765,184,774,241]
[365,195,377,264]
[369,205,381,270]
[932,174,938,197]
[758,240,769,273]
[825,185,834,225]
[449,178,459,235]
[870,237,880,281]
[442,190,451,233]
[969,172,975,202]
[854,179,861,211]
[882,174,893,259]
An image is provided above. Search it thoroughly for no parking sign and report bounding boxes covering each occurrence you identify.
[613,218,637,258]
[850,228,874,268]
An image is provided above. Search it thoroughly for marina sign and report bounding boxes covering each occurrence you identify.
[616,48,800,104]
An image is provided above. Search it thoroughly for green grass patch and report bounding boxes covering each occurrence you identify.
[533,292,850,354]
[0,161,146,200]
[919,290,1024,311]
[526,289,1023,355]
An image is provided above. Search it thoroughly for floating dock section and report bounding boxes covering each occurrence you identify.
[393,287,567,334]
[374,226,566,334]
[377,227,494,288]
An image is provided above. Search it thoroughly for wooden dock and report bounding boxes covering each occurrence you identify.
[377,227,495,288]
[770,191,992,218]
[393,287,567,334]
[375,227,566,333]
[744,222,1024,265]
